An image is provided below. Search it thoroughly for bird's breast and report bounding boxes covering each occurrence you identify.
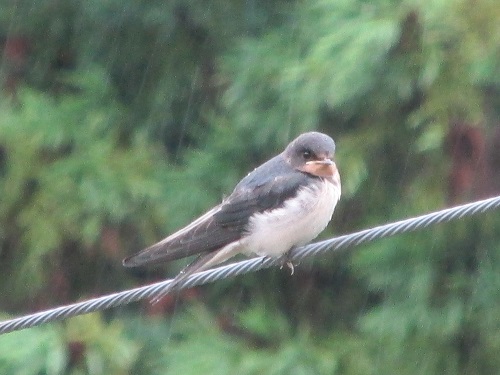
[242,176,341,257]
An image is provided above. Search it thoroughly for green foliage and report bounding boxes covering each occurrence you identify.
[352,213,500,374]
[0,67,170,301]
[137,303,373,375]
[0,319,65,375]
[0,0,499,373]
[0,313,136,375]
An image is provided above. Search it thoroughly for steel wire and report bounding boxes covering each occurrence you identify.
[1,194,500,335]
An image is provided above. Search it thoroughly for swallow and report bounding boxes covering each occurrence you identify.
[123,131,341,299]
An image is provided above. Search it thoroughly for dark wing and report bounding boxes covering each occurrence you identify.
[123,156,312,267]
[122,204,242,267]
[214,171,312,229]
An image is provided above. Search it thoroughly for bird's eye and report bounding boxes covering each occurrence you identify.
[302,150,313,160]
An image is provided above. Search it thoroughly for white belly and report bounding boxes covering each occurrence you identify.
[241,178,341,257]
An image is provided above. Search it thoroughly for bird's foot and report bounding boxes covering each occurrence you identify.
[281,261,295,275]
[278,252,295,275]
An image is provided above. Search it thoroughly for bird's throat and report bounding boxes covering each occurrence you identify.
[300,162,337,178]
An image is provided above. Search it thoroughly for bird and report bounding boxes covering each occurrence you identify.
[123,131,341,300]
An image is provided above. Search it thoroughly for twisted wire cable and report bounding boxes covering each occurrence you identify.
[1,194,500,335]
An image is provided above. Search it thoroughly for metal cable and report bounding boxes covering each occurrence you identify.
[1,194,500,335]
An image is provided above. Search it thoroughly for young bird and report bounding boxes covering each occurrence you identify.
[123,132,341,299]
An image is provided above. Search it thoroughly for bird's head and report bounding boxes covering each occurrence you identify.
[284,132,338,178]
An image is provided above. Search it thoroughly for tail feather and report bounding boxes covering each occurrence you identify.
[151,241,242,303]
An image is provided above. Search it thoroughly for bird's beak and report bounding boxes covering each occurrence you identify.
[302,158,337,177]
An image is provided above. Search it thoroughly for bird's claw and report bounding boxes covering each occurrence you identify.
[278,253,295,275]
[280,260,295,275]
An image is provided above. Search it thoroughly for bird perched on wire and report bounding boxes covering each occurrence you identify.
[123,131,341,300]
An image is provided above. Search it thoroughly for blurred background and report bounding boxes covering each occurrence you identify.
[0,0,499,374]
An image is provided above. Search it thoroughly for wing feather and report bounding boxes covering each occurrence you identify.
[122,205,240,266]
[123,158,314,267]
